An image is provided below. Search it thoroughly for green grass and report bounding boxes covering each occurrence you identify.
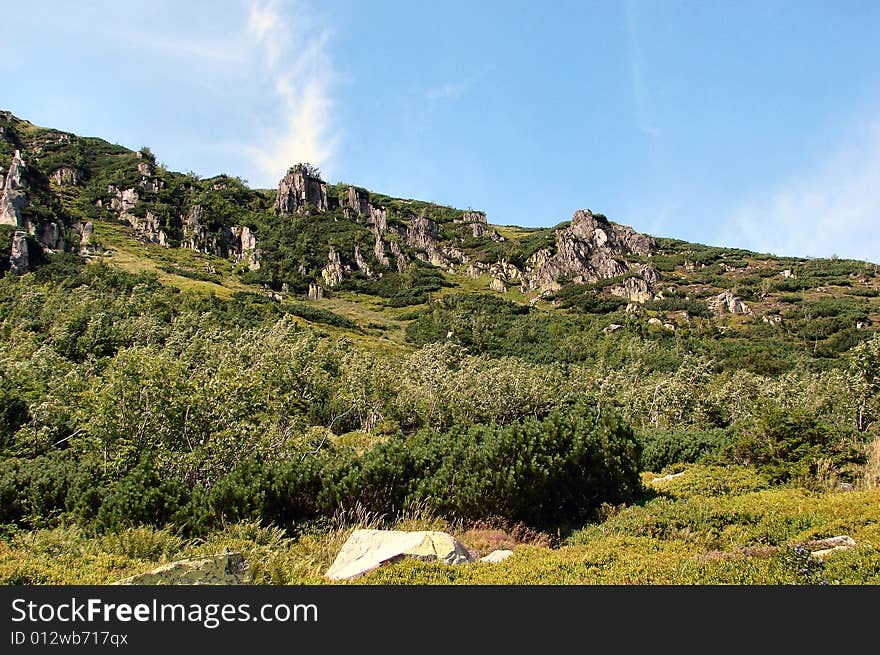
[4,464,878,585]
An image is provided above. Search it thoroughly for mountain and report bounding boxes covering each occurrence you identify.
[1,110,877,370]
[2,111,880,586]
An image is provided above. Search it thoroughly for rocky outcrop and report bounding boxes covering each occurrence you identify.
[108,185,139,215]
[127,210,168,247]
[803,535,856,560]
[275,164,328,214]
[609,274,654,303]
[34,221,64,251]
[9,231,28,274]
[228,225,260,270]
[1,150,27,226]
[708,290,750,316]
[353,245,373,278]
[325,529,473,580]
[489,277,508,293]
[307,283,324,300]
[321,246,345,287]
[521,210,656,293]
[50,166,82,186]
[73,221,97,255]
[456,210,502,241]
[114,553,252,585]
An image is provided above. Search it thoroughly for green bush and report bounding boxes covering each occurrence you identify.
[721,408,865,484]
[638,428,730,472]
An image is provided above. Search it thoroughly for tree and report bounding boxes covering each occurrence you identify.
[848,333,880,432]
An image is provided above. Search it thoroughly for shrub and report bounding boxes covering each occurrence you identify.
[638,428,730,472]
[721,408,865,484]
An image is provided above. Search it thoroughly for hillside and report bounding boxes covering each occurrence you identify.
[1,111,879,585]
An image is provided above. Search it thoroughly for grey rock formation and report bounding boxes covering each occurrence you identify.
[114,553,251,585]
[325,529,473,580]
[308,283,324,300]
[480,549,514,564]
[521,210,656,292]
[609,275,654,303]
[74,221,97,255]
[34,221,64,251]
[321,246,345,287]
[9,231,28,274]
[228,225,261,270]
[275,164,328,214]
[489,277,508,293]
[456,210,503,241]
[353,245,373,278]
[50,166,82,186]
[342,185,370,217]
[708,290,750,315]
[1,150,27,226]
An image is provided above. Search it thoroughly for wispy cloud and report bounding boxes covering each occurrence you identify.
[624,1,660,139]
[719,119,880,262]
[243,0,338,183]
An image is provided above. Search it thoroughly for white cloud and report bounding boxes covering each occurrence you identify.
[624,1,660,139]
[720,120,880,262]
[243,0,338,183]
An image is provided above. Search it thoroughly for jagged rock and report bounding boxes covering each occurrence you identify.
[127,210,168,247]
[114,554,251,585]
[308,283,324,300]
[354,245,373,278]
[708,290,750,315]
[108,185,139,214]
[489,277,508,293]
[137,161,152,176]
[488,259,521,282]
[647,317,663,327]
[625,302,641,315]
[50,166,82,186]
[603,323,624,334]
[522,210,656,292]
[34,221,64,250]
[229,225,260,270]
[1,150,27,226]
[373,231,390,266]
[325,529,473,581]
[342,185,370,217]
[9,230,28,274]
[780,269,794,279]
[74,221,97,255]
[275,164,328,214]
[465,262,488,279]
[649,471,686,484]
[480,549,514,564]
[321,247,344,287]
[763,314,782,325]
[609,276,654,303]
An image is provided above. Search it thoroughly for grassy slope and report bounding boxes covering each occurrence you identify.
[2,464,878,584]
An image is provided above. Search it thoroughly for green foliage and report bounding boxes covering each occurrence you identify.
[722,408,865,484]
[637,428,730,472]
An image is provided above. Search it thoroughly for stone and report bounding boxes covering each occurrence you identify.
[480,549,514,564]
[489,277,508,293]
[647,317,663,327]
[113,553,252,585]
[76,221,96,255]
[321,247,345,287]
[35,221,64,250]
[275,164,328,214]
[50,166,82,186]
[521,210,656,292]
[1,150,27,226]
[649,471,685,483]
[354,245,373,278]
[308,283,324,301]
[780,269,794,279]
[707,290,750,316]
[325,529,473,581]
[609,276,654,304]
[804,535,856,560]
[603,323,624,334]
[9,231,28,274]
[342,185,370,217]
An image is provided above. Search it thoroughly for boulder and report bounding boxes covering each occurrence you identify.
[708,290,750,316]
[489,277,508,293]
[480,549,514,564]
[114,553,251,585]
[325,529,473,580]
[805,535,856,560]
[9,231,28,274]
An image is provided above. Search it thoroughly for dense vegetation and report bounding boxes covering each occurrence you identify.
[2,110,879,584]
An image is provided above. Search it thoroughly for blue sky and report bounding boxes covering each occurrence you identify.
[3,1,879,260]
